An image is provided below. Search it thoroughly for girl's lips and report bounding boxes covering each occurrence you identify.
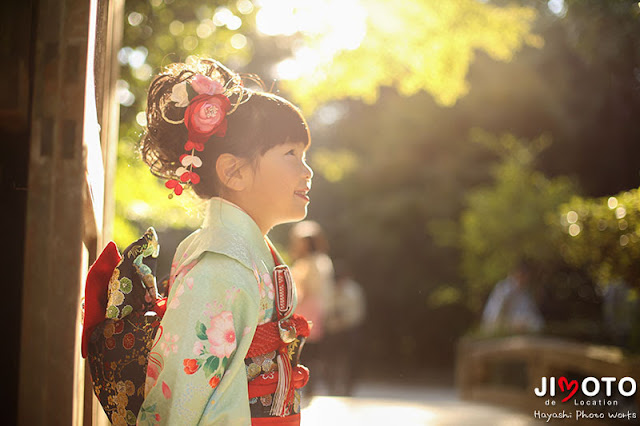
[294,190,310,202]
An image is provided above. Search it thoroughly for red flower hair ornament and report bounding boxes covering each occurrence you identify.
[162,74,239,198]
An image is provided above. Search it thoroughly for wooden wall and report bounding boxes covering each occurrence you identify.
[3,0,123,423]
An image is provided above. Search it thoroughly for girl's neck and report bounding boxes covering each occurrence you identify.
[213,196,271,236]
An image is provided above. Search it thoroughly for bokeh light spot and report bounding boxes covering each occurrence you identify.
[169,20,185,36]
[226,15,242,30]
[230,34,247,50]
[132,64,152,81]
[197,21,215,38]
[183,36,199,51]
[620,234,630,246]
[237,0,254,15]
[569,223,581,237]
[547,0,567,17]
[213,7,234,27]
[116,80,135,107]
[136,111,147,127]
[128,47,148,69]
[128,12,143,27]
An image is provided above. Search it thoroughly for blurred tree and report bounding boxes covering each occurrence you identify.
[457,132,604,340]
[300,90,499,367]
[114,0,540,246]
[458,132,575,299]
[557,188,640,291]
[511,0,640,196]
[110,0,640,369]
[553,184,640,349]
[279,0,541,110]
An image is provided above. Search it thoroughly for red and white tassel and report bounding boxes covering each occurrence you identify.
[270,347,293,416]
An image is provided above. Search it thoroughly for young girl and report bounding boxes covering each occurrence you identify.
[137,58,313,425]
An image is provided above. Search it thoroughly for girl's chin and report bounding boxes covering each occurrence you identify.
[276,209,309,227]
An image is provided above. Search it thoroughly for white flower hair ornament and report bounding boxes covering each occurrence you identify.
[161,73,250,198]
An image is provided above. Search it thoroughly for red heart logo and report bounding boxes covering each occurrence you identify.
[558,376,578,402]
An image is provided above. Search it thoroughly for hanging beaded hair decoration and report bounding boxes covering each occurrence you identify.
[159,67,252,198]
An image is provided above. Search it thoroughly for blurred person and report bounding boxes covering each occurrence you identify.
[289,221,335,397]
[481,260,544,334]
[325,260,366,396]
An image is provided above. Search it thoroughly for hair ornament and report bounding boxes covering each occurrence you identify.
[162,73,244,198]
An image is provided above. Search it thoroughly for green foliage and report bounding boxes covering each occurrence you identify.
[113,137,205,247]
[557,188,640,289]
[114,0,541,244]
[460,132,576,303]
[282,0,541,111]
[310,147,359,183]
[108,0,640,367]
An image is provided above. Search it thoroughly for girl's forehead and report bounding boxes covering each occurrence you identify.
[282,140,309,150]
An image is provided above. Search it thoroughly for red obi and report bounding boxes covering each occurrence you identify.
[246,314,311,425]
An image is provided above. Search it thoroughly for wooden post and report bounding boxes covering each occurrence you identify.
[19,0,92,423]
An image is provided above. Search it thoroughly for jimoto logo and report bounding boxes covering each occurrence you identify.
[535,376,637,403]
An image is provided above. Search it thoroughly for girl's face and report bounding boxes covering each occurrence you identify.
[240,141,313,234]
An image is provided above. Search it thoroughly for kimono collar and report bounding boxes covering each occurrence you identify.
[178,197,280,272]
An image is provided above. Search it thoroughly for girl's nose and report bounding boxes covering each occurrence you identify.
[302,160,313,180]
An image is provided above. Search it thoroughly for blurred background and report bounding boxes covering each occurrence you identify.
[7,0,640,424]
[114,0,640,385]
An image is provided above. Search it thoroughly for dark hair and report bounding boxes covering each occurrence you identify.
[140,58,310,199]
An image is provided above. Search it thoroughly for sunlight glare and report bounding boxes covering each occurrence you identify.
[257,0,368,80]
[301,396,438,426]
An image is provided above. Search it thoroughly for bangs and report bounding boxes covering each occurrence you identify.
[225,91,310,157]
[259,96,310,153]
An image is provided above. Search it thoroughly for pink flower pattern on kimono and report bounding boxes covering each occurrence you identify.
[160,332,180,357]
[226,287,240,304]
[193,340,205,356]
[169,259,198,290]
[206,311,236,358]
[162,381,172,399]
[168,283,184,310]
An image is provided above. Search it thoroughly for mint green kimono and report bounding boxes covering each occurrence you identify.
[137,198,297,425]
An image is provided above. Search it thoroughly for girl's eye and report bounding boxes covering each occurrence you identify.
[286,149,296,156]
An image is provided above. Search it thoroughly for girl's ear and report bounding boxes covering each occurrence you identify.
[215,153,252,192]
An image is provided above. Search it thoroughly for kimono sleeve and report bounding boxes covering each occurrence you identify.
[138,252,260,426]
